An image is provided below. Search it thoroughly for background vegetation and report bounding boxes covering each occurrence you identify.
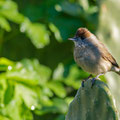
[0,0,120,120]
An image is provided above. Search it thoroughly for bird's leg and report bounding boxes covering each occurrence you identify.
[82,74,93,87]
[91,73,104,87]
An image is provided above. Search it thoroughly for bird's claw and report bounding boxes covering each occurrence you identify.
[81,74,103,88]
[91,78,96,87]
[81,74,93,87]
[81,80,85,87]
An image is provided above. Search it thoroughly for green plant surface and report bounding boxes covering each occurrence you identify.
[0,57,87,120]
[66,79,119,120]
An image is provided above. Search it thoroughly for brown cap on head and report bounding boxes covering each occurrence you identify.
[75,28,92,39]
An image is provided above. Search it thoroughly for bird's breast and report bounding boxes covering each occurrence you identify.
[74,45,112,75]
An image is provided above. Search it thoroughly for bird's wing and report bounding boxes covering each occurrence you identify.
[99,42,119,68]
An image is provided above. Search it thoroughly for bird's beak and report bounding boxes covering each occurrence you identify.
[68,37,76,41]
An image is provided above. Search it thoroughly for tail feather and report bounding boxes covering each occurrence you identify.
[111,66,120,75]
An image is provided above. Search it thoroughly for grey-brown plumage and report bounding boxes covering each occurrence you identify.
[69,28,120,76]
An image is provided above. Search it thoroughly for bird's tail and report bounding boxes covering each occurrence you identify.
[111,66,120,76]
[116,71,120,76]
[112,66,120,76]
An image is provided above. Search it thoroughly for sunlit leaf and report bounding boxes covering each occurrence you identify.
[0,115,10,120]
[0,1,24,23]
[1,98,33,120]
[39,92,53,106]
[52,98,68,113]
[0,57,14,66]
[53,63,64,80]
[42,87,53,97]
[1,99,22,120]
[6,59,51,86]
[78,0,89,10]
[20,19,50,48]
[47,81,66,98]
[0,74,7,105]
[49,23,62,42]
[0,58,14,71]
[15,84,40,110]
[60,1,84,17]
[0,16,11,31]
[86,6,98,14]
[65,97,74,105]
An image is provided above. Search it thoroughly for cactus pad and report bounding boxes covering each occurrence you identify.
[66,79,118,120]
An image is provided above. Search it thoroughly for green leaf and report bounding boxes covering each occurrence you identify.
[1,98,33,120]
[52,98,68,114]
[20,106,33,120]
[20,19,50,48]
[60,1,84,17]
[53,63,64,80]
[42,87,53,97]
[0,115,10,120]
[15,84,40,110]
[0,57,14,66]
[86,6,98,14]
[0,1,24,23]
[0,74,8,105]
[78,0,89,10]
[35,98,68,115]
[1,99,22,120]
[36,87,53,106]
[65,97,74,105]
[0,16,11,31]
[0,58,14,71]
[6,59,51,86]
[3,81,14,105]
[49,23,62,42]
[47,81,66,98]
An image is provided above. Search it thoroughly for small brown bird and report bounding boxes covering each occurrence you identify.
[69,28,120,87]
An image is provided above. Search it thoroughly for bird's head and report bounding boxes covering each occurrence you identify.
[68,28,92,42]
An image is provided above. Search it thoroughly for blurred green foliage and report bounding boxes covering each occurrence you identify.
[0,0,101,120]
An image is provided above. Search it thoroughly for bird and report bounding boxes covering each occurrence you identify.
[68,28,120,87]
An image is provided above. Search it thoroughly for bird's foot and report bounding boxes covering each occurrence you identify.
[82,74,104,88]
[91,73,104,88]
[81,80,85,87]
[91,78,96,87]
[81,74,93,87]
